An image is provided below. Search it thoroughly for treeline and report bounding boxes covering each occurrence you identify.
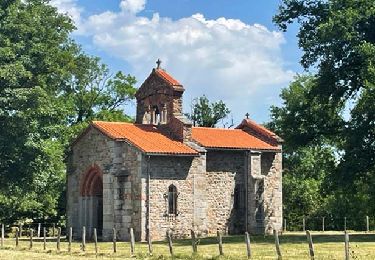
[269,0,375,229]
[0,0,137,223]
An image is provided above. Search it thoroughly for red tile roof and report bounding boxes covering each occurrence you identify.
[155,69,181,86]
[236,119,283,143]
[75,121,279,154]
[92,121,198,155]
[192,127,279,150]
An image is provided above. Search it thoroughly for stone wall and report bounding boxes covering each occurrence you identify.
[206,150,246,235]
[145,154,206,241]
[262,152,283,233]
[159,115,193,142]
[112,142,143,241]
[67,127,117,239]
[247,151,282,234]
[67,127,144,241]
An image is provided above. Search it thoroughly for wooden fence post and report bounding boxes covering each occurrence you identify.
[19,224,22,238]
[322,217,325,232]
[147,229,153,256]
[306,230,315,259]
[68,227,72,253]
[37,223,41,238]
[217,230,223,256]
[191,229,197,253]
[52,223,55,237]
[273,229,282,260]
[245,232,251,259]
[366,216,369,232]
[93,228,98,256]
[15,227,19,248]
[167,229,174,257]
[81,226,86,252]
[344,231,349,260]
[1,224,4,248]
[29,229,33,250]
[344,217,347,231]
[130,227,135,257]
[57,227,61,252]
[303,217,306,231]
[43,227,46,250]
[113,227,117,253]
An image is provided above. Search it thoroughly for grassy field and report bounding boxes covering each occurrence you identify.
[0,231,375,259]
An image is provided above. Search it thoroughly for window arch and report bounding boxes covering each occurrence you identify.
[168,184,178,215]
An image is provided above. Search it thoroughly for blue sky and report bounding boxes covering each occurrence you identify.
[52,0,302,125]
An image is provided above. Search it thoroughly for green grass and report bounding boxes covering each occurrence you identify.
[1,231,375,259]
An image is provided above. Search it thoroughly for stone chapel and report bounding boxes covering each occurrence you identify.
[66,64,283,241]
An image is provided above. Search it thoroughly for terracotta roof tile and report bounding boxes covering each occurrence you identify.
[92,121,198,155]
[236,119,283,143]
[155,69,181,86]
[192,127,279,150]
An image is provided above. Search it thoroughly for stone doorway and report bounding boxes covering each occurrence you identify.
[80,166,103,239]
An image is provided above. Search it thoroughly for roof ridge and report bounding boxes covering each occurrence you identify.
[93,120,133,125]
[192,127,241,131]
[155,68,181,86]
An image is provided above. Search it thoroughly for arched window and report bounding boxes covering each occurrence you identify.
[168,185,178,215]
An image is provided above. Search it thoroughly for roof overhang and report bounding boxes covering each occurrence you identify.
[203,147,281,153]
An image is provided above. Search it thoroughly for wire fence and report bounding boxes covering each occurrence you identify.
[284,216,374,232]
[1,222,65,238]
[0,224,366,260]
[1,215,374,238]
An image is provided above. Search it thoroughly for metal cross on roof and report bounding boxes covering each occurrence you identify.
[156,59,162,69]
[245,113,250,119]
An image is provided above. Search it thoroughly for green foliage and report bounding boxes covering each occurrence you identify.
[0,0,75,223]
[188,95,230,127]
[272,0,375,227]
[269,75,344,151]
[64,52,136,125]
[0,0,136,223]
[274,0,375,99]
[282,145,336,230]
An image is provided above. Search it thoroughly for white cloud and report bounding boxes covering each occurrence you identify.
[53,0,294,123]
[120,0,146,14]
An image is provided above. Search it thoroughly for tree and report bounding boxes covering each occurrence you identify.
[273,0,375,140]
[269,75,344,152]
[268,76,337,230]
[64,51,136,125]
[188,95,230,127]
[0,0,137,223]
[62,50,137,146]
[273,0,375,225]
[0,0,77,222]
[274,0,375,101]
